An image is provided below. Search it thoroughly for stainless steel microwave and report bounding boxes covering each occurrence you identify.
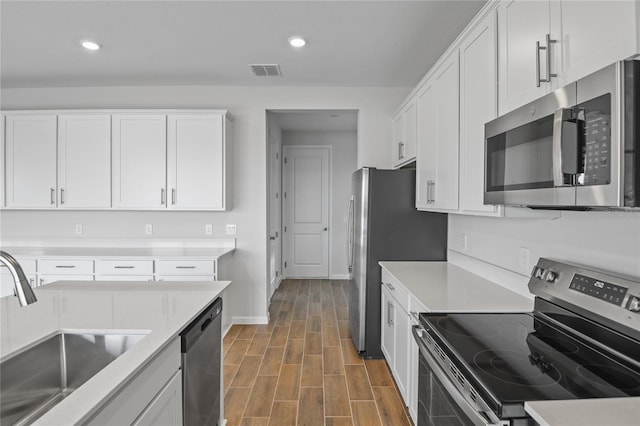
[484,60,639,209]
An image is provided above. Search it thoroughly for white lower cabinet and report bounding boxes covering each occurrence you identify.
[407,295,428,424]
[88,338,181,425]
[133,370,183,426]
[380,272,410,403]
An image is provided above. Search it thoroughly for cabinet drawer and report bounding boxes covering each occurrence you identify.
[0,258,36,276]
[381,269,409,313]
[155,260,214,275]
[95,260,154,275]
[38,259,93,275]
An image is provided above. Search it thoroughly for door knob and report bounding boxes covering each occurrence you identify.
[269,236,276,240]
[323,227,328,231]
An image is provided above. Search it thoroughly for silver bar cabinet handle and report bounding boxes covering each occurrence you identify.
[60,188,65,204]
[172,188,176,205]
[536,40,544,87]
[545,34,557,82]
[50,188,56,205]
[161,188,166,205]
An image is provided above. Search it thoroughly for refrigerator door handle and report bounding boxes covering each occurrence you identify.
[347,195,355,272]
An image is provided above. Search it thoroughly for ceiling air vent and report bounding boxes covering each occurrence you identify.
[250,64,282,77]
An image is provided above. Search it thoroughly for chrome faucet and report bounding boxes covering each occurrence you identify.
[0,251,37,306]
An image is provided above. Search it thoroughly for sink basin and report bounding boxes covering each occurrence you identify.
[0,331,147,425]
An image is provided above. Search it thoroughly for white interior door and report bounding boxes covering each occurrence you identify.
[283,146,330,278]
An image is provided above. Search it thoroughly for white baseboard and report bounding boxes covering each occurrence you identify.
[330,274,350,280]
[232,316,269,325]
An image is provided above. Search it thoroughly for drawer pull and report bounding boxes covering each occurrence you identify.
[175,266,196,269]
[55,265,76,269]
[114,266,135,269]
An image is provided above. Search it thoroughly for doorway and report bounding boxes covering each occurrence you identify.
[266,110,358,295]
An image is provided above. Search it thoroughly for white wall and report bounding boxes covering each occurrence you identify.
[282,130,357,279]
[448,210,640,296]
[0,84,408,323]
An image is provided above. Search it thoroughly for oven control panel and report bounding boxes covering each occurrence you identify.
[569,274,627,306]
[529,258,640,338]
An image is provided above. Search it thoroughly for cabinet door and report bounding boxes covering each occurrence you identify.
[112,114,167,208]
[415,81,437,210]
[133,371,182,426]
[167,114,225,210]
[459,11,502,216]
[557,0,639,87]
[380,285,395,365]
[58,114,111,208]
[431,54,460,211]
[498,0,551,115]
[394,307,410,402]
[391,112,405,167]
[416,53,460,212]
[403,101,417,161]
[5,114,57,208]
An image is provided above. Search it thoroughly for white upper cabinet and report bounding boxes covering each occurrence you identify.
[459,11,502,216]
[556,0,639,87]
[58,114,111,208]
[5,114,58,208]
[499,0,640,115]
[167,113,228,210]
[416,52,460,212]
[498,0,551,114]
[391,99,417,168]
[112,114,168,209]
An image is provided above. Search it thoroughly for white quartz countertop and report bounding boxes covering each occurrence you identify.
[0,280,231,425]
[525,398,640,426]
[2,245,234,260]
[378,261,534,312]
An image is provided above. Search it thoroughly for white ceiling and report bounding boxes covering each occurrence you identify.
[1,0,486,89]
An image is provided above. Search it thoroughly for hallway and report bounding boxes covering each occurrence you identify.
[223,279,412,425]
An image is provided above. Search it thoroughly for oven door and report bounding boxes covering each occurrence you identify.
[412,326,499,426]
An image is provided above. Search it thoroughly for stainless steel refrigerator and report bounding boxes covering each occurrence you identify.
[347,168,447,358]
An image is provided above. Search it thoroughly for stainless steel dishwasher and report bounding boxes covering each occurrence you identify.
[180,297,222,426]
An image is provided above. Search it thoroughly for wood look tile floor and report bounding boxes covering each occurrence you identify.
[223,279,413,426]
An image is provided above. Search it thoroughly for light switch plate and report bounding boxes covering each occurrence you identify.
[226,224,237,235]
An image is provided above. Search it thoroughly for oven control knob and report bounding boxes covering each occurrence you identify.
[533,266,545,279]
[627,296,640,313]
[544,270,557,283]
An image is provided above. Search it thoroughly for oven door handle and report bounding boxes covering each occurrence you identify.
[412,326,500,426]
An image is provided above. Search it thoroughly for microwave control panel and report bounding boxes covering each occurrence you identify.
[581,94,611,186]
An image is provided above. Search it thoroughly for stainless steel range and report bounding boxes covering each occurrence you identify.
[412,258,640,425]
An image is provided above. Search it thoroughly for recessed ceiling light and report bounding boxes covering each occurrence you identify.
[288,36,306,48]
[81,40,101,51]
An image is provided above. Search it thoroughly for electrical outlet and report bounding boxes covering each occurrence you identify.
[145,224,153,235]
[205,224,213,235]
[226,224,237,235]
[75,224,83,236]
[519,247,530,271]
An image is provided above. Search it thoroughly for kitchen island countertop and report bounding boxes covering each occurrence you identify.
[0,280,230,425]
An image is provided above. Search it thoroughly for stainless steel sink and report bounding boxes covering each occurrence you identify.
[0,331,147,425]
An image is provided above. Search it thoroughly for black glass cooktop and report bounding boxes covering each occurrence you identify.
[419,311,640,416]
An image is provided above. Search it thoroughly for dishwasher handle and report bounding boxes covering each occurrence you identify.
[181,297,223,353]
